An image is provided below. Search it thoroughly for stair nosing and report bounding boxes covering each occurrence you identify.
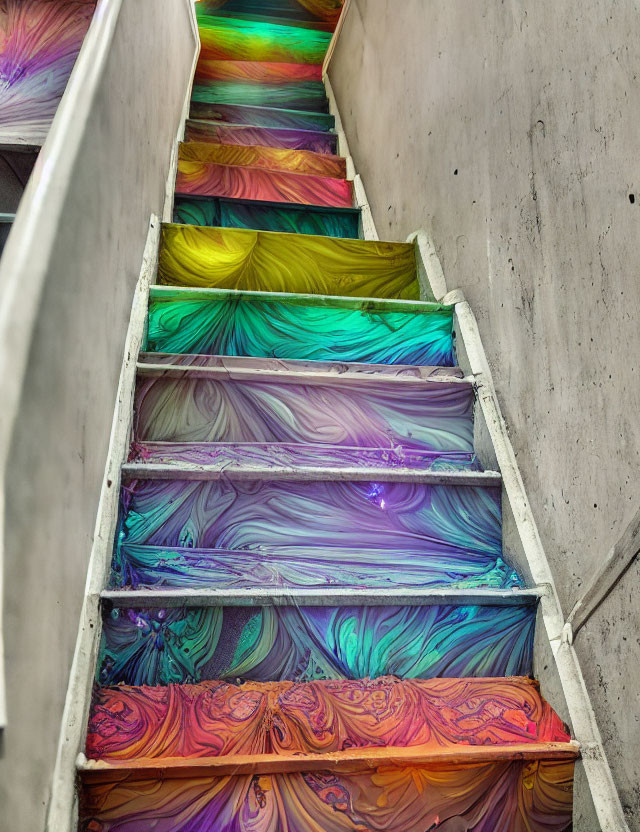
[100,587,538,608]
[120,461,499,485]
[77,740,580,778]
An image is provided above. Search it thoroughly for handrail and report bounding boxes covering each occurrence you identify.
[0,0,198,737]
[564,503,640,643]
[409,227,630,832]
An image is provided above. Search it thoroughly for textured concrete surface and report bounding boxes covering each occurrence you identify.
[330,1,640,828]
[0,3,196,830]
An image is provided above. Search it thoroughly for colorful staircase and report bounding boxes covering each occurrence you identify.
[75,2,578,830]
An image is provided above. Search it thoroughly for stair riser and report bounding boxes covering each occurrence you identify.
[97,603,535,687]
[189,101,334,131]
[172,195,360,237]
[185,121,338,154]
[87,676,570,762]
[158,225,419,299]
[133,375,473,452]
[198,16,333,64]
[191,80,329,112]
[176,160,353,209]
[80,762,574,832]
[179,143,347,178]
[114,478,504,585]
[195,59,323,86]
[147,291,453,364]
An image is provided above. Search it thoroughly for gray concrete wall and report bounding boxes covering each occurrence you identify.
[0,2,196,830]
[330,1,640,828]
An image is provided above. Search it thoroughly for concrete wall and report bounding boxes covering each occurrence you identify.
[0,2,196,829]
[329,1,640,828]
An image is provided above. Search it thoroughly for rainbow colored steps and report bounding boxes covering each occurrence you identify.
[74,2,576,830]
[172,195,360,237]
[146,287,455,363]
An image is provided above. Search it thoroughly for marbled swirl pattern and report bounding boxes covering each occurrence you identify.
[176,159,352,208]
[192,80,329,112]
[189,100,335,131]
[87,676,569,761]
[185,120,338,154]
[133,375,473,452]
[172,195,360,237]
[97,604,535,687]
[147,290,454,364]
[179,142,347,178]
[0,0,95,143]
[195,59,323,86]
[158,225,420,299]
[80,761,573,832]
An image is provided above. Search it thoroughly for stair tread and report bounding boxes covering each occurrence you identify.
[191,79,330,113]
[195,59,324,86]
[158,224,420,299]
[189,101,335,132]
[176,158,353,209]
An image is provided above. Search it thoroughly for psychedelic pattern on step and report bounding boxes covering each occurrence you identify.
[87,676,570,761]
[158,225,420,298]
[172,195,359,237]
[176,159,352,207]
[192,80,329,111]
[185,120,338,153]
[0,0,95,143]
[195,0,345,26]
[97,604,534,687]
[179,142,347,178]
[133,375,473,452]
[195,60,323,86]
[146,289,453,363]
[190,100,335,131]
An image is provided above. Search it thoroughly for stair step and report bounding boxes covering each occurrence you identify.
[96,600,535,687]
[173,194,360,237]
[176,159,353,208]
[85,676,571,765]
[189,100,335,131]
[185,119,338,154]
[179,142,347,178]
[198,14,333,64]
[195,59,324,86]
[79,760,575,831]
[158,225,420,299]
[191,80,329,112]
[146,287,454,364]
[194,1,343,28]
[132,359,473,456]
[111,473,510,592]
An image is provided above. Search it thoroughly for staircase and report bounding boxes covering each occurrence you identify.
[74,2,578,829]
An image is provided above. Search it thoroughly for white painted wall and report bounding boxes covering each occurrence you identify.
[329,1,640,828]
[0,1,197,828]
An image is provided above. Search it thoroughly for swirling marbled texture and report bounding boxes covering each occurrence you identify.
[80,761,573,832]
[133,374,473,453]
[0,0,95,144]
[195,0,344,26]
[87,676,570,761]
[195,59,323,86]
[197,14,333,64]
[114,478,506,584]
[189,100,335,131]
[147,289,453,364]
[179,142,347,179]
[192,80,328,112]
[172,195,360,237]
[97,603,534,686]
[176,159,352,208]
[158,225,420,299]
[185,120,338,154]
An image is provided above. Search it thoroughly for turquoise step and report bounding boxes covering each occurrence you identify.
[173,195,361,238]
